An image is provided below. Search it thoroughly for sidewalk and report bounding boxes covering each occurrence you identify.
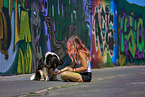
[0,73,33,81]
[0,66,144,81]
[0,72,81,97]
[0,68,96,81]
[0,66,145,97]
[1,65,145,81]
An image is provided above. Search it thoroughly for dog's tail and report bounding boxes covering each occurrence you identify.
[30,74,36,80]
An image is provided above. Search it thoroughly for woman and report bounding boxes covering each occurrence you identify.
[54,36,92,82]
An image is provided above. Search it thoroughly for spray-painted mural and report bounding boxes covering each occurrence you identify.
[44,0,91,62]
[118,0,145,66]
[42,0,92,68]
[91,0,118,68]
[0,0,145,75]
[0,0,92,75]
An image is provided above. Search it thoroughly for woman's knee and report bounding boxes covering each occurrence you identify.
[61,71,72,80]
[61,71,68,77]
[61,71,83,82]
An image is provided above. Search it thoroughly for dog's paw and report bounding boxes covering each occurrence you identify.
[45,76,49,81]
[30,74,35,80]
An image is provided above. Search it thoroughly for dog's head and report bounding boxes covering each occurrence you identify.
[45,53,63,69]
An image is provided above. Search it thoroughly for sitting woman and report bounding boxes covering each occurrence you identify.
[54,36,92,82]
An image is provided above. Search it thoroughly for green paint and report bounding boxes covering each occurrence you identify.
[3,0,21,9]
[134,20,136,31]
[137,18,143,52]
[3,0,9,8]
[127,29,136,58]
[107,53,111,65]
[121,33,124,52]
[121,17,123,30]
[124,17,127,32]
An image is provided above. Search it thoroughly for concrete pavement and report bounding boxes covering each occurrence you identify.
[0,65,145,97]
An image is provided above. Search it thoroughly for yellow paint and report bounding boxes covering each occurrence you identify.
[19,11,31,42]
[0,0,3,36]
[118,46,126,66]
[15,0,19,46]
[102,48,107,63]
[9,0,13,18]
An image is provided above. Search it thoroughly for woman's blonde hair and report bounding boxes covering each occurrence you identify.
[67,36,91,61]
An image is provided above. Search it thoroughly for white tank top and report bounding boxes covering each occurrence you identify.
[86,58,92,72]
[75,57,92,73]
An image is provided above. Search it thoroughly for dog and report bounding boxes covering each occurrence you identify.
[30,52,63,81]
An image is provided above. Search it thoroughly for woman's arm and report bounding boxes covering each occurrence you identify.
[54,66,73,74]
[54,52,88,74]
[73,51,88,72]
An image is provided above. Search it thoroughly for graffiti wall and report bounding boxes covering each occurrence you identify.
[1,0,144,75]
[91,0,118,68]
[118,0,145,66]
[0,0,92,75]
[44,0,92,67]
[0,0,36,75]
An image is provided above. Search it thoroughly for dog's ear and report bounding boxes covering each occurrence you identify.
[52,55,63,65]
[46,54,52,64]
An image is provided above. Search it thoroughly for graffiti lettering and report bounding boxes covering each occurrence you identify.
[119,11,145,62]
[94,4,115,57]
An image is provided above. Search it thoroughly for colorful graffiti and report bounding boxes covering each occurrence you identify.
[46,0,92,67]
[0,0,92,75]
[0,0,18,74]
[118,0,145,65]
[118,9,145,65]
[0,0,39,75]
[1,0,145,75]
[91,0,118,68]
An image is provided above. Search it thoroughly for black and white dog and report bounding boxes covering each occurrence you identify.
[30,52,63,81]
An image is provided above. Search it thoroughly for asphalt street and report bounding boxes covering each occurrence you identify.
[0,65,145,97]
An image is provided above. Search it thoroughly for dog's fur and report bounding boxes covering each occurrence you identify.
[30,52,63,81]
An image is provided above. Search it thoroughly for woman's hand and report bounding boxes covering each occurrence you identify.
[53,66,75,75]
[54,70,61,75]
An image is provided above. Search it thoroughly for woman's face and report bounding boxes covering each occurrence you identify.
[67,42,71,50]
[67,41,75,54]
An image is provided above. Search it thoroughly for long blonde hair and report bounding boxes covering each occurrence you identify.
[67,36,91,61]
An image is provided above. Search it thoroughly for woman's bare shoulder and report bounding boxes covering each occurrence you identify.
[78,51,86,58]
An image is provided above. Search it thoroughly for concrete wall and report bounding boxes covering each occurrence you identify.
[0,0,144,75]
